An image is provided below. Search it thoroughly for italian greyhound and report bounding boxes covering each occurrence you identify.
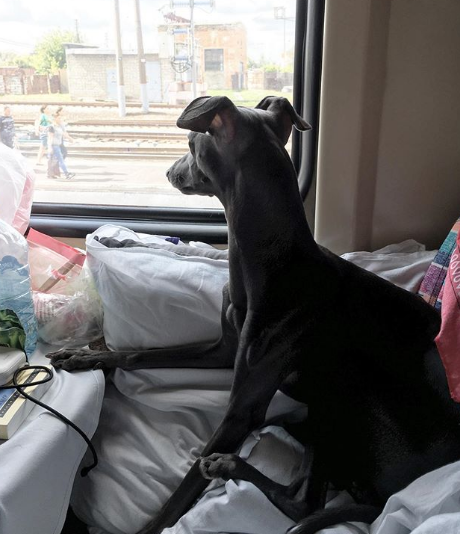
[49,96,460,534]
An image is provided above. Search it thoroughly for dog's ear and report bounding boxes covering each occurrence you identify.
[176,96,238,141]
[256,96,311,144]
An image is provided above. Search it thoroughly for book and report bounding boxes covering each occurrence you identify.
[0,365,53,439]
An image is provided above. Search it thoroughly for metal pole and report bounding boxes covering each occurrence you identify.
[190,0,197,99]
[283,16,286,67]
[114,0,126,117]
[134,0,149,113]
[75,19,81,43]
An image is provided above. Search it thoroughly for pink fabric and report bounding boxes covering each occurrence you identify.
[435,231,460,402]
[11,171,35,234]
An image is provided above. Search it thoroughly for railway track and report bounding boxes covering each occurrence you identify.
[23,129,187,142]
[71,131,187,142]
[18,143,186,159]
[15,116,189,158]
[14,118,178,128]
[12,109,291,159]
[4,100,181,110]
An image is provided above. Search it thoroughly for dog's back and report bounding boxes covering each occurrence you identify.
[281,247,460,532]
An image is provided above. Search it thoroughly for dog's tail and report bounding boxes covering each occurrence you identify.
[287,504,381,534]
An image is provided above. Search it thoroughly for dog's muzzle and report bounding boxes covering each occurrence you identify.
[166,155,215,196]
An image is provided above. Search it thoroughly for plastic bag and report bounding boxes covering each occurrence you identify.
[27,228,85,293]
[0,144,36,235]
[27,229,104,348]
[0,219,38,357]
[33,264,104,347]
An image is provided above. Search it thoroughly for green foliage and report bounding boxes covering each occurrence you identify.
[15,55,35,69]
[0,52,34,69]
[207,89,292,108]
[247,57,294,74]
[32,29,77,74]
[263,63,279,73]
[0,52,17,66]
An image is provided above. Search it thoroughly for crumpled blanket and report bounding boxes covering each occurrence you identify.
[72,240,455,534]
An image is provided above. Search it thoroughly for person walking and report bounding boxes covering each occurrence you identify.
[48,113,75,179]
[35,105,51,165]
[0,105,16,149]
[55,106,68,160]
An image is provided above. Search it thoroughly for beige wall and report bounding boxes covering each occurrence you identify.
[315,0,460,254]
[66,51,162,101]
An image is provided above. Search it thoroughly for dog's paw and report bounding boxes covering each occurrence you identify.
[199,453,242,480]
[47,348,105,371]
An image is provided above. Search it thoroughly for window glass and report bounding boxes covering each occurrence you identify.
[0,0,296,209]
[204,49,224,72]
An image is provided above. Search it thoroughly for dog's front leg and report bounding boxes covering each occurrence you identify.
[48,284,237,371]
[48,338,234,371]
[136,379,282,534]
[138,313,295,534]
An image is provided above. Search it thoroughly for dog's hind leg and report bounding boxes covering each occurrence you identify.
[198,439,325,522]
[287,505,381,534]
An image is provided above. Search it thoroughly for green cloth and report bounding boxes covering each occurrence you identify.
[0,309,26,351]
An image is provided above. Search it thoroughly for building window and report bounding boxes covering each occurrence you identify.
[204,49,224,72]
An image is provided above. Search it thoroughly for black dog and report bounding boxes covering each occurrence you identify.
[49,96,460,534]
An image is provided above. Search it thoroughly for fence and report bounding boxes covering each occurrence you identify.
[0,68,63,95]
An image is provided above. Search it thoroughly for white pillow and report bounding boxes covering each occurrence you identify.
[86,225,229,351]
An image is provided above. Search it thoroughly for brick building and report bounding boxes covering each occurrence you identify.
[158,22,247,90]
[196,22,247,89]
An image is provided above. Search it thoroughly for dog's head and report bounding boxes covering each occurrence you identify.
[166,96,311,198]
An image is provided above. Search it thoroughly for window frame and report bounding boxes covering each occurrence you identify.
[29,0,325,242]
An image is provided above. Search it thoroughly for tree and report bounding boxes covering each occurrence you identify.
[32,29,78,74]
[0,52,34,69]
[15,55,35,69]
[0,52,18,66]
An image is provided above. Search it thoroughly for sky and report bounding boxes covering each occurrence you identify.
[0,0,296,63]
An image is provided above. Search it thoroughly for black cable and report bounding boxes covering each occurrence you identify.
[0,364,98,476]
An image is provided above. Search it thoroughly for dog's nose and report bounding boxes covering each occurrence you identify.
[166,167,176,184]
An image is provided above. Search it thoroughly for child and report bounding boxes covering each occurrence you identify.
[35,105,51,165]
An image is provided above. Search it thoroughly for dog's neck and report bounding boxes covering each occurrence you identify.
[221,152,317,257]
[217,150,319,309]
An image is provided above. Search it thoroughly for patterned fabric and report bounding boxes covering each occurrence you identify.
[436,230,460,401]
[418,217,460,309]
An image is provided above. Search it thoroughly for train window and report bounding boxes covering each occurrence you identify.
[0,0,323,239]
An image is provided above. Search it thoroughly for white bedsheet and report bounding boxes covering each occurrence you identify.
[0,343,104,534]
[72,368,308,534]
[71,240,453,534]
[311,458,460,534]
